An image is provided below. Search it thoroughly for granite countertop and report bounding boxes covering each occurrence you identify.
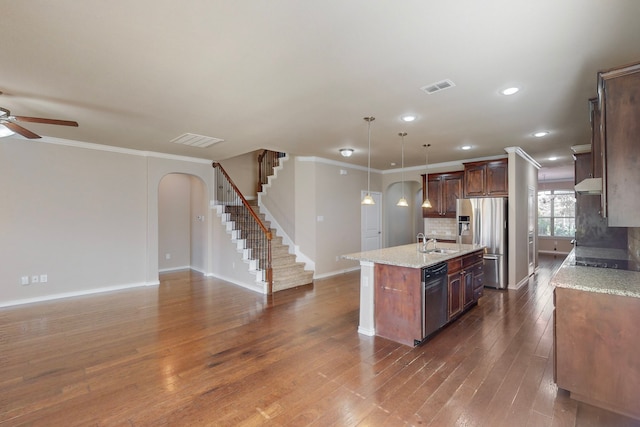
[342,242,485,269]
[551,250,640,298]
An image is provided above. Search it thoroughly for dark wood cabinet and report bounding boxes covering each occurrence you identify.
[589,98,603,180]
[555,287,640,420]
[447,272,463,319]
[422,171,463,218]
[447,250,484,320]
[597,62,640,226]
[463,158,508,198]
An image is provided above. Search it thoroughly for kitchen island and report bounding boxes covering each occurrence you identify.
[552,250,640,421]
[342,242,485,346]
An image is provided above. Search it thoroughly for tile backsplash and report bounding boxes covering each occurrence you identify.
[424,218,457,238]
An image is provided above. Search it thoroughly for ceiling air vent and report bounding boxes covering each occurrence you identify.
[421,79,456,95]
[170,133,224,148]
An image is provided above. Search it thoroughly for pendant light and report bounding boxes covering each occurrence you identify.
[397,132,408,207]
[361,116,376,205]
[421,144,432,208]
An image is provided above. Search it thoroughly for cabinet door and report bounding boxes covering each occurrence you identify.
[589,98,603,180]
[464,164,486,197]
[463,271,474,309]
[486,160,508,196]
[442,172,463,217]
[448,273,462,319]
[423,175,443,218]
[600,63,640,226]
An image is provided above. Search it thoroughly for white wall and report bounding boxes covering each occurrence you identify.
[0,137,214,307]
[1,138,147,306]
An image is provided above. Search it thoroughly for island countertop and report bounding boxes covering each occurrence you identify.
[342,242,485,269]
[551,250,640,299]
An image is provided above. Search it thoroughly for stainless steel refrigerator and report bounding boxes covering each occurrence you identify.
[456,198,508,289]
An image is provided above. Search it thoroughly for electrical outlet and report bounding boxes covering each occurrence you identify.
[21,276,29,285]
[40,274,48,283]
[31,275,39,284]
[165,253,171,260]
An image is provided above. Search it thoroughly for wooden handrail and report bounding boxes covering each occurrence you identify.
[213,162,272,238]
[213,162,272,293]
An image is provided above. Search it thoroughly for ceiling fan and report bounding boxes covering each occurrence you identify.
[0,106,78,139]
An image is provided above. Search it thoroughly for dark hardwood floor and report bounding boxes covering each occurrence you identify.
[1,254,639,426]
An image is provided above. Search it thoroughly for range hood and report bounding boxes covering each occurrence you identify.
[574,177,602,195]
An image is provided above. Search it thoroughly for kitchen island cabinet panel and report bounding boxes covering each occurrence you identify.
[374,264,422,347]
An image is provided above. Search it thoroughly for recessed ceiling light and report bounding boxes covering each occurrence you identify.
[502,87,520,96]
[549,156,558,161]
[339,148,354,157]
[401,115,416,122]
[534,131,549,138]
[461,145,472,150]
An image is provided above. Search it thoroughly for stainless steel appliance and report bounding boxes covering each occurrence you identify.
[457,198,508,289]
[421,262,448,344]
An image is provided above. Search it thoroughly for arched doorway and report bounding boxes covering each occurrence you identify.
[158,173,208,273]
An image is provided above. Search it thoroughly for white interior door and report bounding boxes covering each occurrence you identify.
[361,191,382,251]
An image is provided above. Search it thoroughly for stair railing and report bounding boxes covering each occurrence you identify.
[213,162,273,294]
[257,150,286,193]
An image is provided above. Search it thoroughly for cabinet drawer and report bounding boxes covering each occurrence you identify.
[474,273,484,290]
[473,286,484,300]
[448,258,462,274]
[462,251,484,268]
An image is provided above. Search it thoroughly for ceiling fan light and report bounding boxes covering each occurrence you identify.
[0,124,15,138]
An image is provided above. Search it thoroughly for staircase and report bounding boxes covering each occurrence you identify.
[213,161,313,294]
[230,201,313,292]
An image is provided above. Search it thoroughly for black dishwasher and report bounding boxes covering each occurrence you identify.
[421,262,449,342]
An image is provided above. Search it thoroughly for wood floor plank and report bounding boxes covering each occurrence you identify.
[1,255,638,426]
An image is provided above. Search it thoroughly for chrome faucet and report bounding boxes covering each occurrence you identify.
[416,233,426,252]
[426,238,438,250]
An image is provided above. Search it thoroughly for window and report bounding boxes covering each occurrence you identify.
[538,190,575,237]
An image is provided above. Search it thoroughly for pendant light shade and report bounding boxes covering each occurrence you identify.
[362,116,375,205]
[421,143,432,208]
[397,132,408,207]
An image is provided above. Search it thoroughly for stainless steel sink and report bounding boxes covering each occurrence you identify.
[424,248,458,255]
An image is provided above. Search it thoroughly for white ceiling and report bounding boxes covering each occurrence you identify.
[2,1,640,173]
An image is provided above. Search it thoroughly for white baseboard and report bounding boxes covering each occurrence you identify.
[0,281,154,308]
[313,266,361,280]
[206,273,266,294]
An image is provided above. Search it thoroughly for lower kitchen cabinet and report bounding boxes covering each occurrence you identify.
[555,287,640,420]
[447,250,484,320]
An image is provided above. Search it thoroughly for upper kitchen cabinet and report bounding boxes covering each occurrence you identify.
[422,171,463,218]
[598,62,640,226]
[463,158,508,198]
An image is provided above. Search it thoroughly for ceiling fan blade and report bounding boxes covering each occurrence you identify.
[3,121,42,139]
[13,116,79,127]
